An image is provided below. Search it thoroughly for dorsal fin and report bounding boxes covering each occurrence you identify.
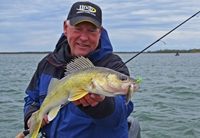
[65,56,94,76]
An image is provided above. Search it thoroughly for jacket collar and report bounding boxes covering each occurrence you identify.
[48,28,113,66]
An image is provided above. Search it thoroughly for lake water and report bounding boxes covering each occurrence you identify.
[0,53,200,138]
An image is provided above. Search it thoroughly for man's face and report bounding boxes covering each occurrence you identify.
[64,21,103,57]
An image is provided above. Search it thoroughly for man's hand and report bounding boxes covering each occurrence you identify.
[27,112,49,129]
[72,93,105,107]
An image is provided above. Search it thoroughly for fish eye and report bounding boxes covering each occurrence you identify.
[120,76,127,81]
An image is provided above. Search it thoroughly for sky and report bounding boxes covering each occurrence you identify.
[0,0,200,52]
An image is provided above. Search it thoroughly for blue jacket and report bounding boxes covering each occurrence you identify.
[24,28,134,138]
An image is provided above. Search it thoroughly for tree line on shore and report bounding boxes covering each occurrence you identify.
[146,49,200,53]
[114,49,200,53]
[0,49,200,54]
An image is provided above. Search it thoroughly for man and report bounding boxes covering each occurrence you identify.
[24,1,140,138]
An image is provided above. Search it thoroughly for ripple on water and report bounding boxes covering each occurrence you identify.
[1,54,200,138]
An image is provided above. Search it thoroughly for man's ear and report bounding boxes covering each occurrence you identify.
[99,26,103,39]
[63,20,68,36]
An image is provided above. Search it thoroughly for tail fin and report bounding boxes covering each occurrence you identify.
[29,111,42,138]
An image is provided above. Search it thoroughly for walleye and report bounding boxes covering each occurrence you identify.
[29,56,140,138]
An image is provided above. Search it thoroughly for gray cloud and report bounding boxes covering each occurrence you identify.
[0,0,200,52]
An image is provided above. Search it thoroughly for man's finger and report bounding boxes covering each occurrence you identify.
[79,96,90,106]
[27,111,37,128]
[91,94,105,102]
[41,119,46,128]
[44,114,49,124]
[72,100,81,106]
[27,119,30,128]
[84,94,99,107]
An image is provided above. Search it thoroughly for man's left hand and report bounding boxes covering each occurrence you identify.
[72,93,105,107]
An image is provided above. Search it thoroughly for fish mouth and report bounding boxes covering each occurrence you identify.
[131,86,140,92]
[129,80,140,92]
[125,86,140,95]
[122,79,138,90]
[121,80,140,95]
[125,84,140,104]
[110,81,139,96]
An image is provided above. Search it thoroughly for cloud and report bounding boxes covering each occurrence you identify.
[0,0,200,52]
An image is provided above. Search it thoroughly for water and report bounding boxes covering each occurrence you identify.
[0,53,200,138]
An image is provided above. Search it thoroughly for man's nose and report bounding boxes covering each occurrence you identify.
[80,32,89,41]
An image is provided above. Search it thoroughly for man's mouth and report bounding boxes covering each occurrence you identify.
[78,43,88,47]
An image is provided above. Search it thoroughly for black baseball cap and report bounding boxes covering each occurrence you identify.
[67,1,102,28]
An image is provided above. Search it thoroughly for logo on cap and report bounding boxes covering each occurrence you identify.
[77,5,96,16]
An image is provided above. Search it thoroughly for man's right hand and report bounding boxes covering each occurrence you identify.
[27,112,49,128]
[72,93,105,107]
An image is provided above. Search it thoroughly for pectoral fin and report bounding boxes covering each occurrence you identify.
[48,105,61,121]
[68,88,89,101]
[89,78,98,92]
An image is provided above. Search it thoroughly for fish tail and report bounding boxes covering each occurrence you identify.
[29,111,42,138]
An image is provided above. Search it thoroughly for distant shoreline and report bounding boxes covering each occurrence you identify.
[0,52,51,55]
[0,49,200,54]
[0,52,199,55]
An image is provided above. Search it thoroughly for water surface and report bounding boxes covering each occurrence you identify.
[0,53,199,138]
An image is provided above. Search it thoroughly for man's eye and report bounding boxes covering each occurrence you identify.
[90,28,97,33]
[74,27,81,31]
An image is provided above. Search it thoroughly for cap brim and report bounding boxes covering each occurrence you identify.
[69,16,101,29]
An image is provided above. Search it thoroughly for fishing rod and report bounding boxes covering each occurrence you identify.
[15,129,29,138]
[115,10,200,70]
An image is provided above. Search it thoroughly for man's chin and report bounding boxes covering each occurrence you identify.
[71,52,89,57]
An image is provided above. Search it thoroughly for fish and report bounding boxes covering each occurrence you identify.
[29,56,140,138]
[126,84,134,105]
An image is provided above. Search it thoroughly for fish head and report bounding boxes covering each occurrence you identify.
[93,69,139,96]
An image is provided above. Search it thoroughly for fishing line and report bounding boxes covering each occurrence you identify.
[184,31,200,46]
[115,10,200,70]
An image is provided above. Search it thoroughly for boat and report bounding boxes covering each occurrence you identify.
[175,52,179,56]
[128,116,141,138]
